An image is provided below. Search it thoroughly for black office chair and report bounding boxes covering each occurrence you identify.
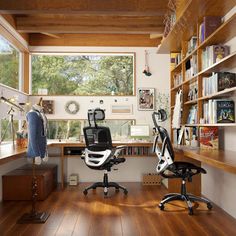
[152,112,212,215]
[82,108,128,196]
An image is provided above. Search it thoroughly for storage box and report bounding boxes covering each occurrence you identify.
[69,174,79,186]
[142,173,162,185]
[2,164,57,201]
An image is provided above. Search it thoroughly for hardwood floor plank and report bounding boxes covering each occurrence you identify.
[0,183,235,236]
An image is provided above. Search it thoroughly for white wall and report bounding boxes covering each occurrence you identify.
[29,46,170,182]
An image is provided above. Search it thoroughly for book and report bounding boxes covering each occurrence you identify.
[216,100,235,123]
[213,45,230,63]
[217,72,236,91]
[200,127,219,150]
[203,16,222,40]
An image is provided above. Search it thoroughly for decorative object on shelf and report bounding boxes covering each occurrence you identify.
[163,0,177,38]
[143,50,152,76]
[42,100,54,114]
[111,104,133,114]
[65,100,79,114]
[138,88,155,111]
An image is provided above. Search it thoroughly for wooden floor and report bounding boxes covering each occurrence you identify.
[0,183,236,236]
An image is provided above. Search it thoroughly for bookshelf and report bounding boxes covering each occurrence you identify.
[160,0,236,143]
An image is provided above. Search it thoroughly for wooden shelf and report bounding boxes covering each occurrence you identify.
[157,0,235,53]
[171,83,183,91]
[184,99,198,105]
[198,87,236,101]
[199,13,236,49]
[185,123,236,127]
[171,61,183,72]
[198,51,236,75]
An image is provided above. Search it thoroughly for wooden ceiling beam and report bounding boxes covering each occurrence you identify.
[16,15,164,34]
[29,33,161,47]
[0,0,167,16]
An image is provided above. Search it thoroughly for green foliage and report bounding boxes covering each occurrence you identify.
[0,50,19,89]
[32,54,134,95]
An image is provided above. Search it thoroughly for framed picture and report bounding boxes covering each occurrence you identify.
[138,88,155,110]
[42,100,54,114]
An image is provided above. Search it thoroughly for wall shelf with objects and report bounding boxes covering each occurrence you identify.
[165,1,236,147]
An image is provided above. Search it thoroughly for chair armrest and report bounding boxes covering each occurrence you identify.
[113,145,127,158]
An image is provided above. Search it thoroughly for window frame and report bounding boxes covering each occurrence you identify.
[30,52,136,96]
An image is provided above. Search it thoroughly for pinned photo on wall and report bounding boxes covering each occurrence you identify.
[138,88,155,111]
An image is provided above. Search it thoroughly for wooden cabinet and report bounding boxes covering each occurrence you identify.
[158,0,236,142]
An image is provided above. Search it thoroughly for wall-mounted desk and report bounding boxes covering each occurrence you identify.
[0,141,154,188]
[1,142,236,190]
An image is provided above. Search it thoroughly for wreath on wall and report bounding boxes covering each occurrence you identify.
[64,100,80,114]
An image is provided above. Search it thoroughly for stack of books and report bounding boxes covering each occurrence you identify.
[202,72,236,96]
[199,16,222,43]
[203,99,235,124]
[202,44,230,70]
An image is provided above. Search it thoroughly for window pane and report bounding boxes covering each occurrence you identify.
[47,120,134,141]
[0,35,19,89]
[47,120,82,140]
[31,54,134,95]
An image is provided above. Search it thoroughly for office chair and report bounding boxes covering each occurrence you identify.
[82,108,128,196]
[152,112,212,215]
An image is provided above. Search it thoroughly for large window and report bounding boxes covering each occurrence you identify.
[31,53,135,96]
[0,35,20,89]
[47,119,134,141]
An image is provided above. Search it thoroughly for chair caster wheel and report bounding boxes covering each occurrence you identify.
[104,191,108,196]
[207,203,213,210]
[124,189,128,195]
[159,203,164,210]
[188,208,194,215]
[83,190,88,195]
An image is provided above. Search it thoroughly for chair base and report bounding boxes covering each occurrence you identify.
[83,171,128,196]
[159,192,213,215]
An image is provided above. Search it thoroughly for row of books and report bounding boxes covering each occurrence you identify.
[199,16,222,43]
[187,36,197,55]
[170,52,182,70]
[185,55,198,79]
[122,147,151,156]
[201,44,230,70]
[203,99,235,124]
[202,72,236,97]
[173,72,183,87]
[188,81,198,101]
[175,126,219,150]
[187,105,198,124]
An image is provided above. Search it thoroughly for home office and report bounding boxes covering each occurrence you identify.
[0,0,236,235]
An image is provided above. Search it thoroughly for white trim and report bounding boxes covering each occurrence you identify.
[0,83,28,96]
[19,52,23,92]
[29,54,32,95]
[29,46,157,53]
[0,15,28,50]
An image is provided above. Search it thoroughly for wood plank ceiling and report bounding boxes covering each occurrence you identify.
[0,0,168,47]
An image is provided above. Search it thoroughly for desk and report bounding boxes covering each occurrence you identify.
[0,141,154,188]
[50,141,154,188]
[168,145,236,196]
[2,142,236,189]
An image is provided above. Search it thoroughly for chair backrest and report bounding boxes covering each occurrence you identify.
[152,112,175,161]
[83,126,113,152]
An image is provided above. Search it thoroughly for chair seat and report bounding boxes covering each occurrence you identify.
[162,161,207,179]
